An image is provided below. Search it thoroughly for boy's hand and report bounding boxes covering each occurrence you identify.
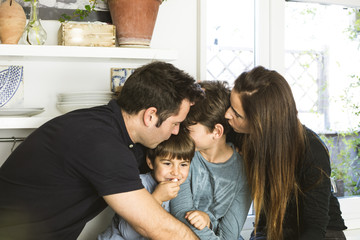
[152,181,180,204]
[185,210,210,230]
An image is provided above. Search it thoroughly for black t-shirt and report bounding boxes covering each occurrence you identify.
[0,100,145,239]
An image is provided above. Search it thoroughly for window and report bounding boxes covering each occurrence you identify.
[205,0,254,87]
[285,1,360,133]
[285,1,360,197]
[203,0,360,198]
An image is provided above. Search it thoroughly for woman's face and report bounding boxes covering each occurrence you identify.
[225,90,250,133]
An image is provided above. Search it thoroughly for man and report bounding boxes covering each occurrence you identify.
[0,61,204,240]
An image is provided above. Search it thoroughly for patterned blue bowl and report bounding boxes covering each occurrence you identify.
[0,66,24,107]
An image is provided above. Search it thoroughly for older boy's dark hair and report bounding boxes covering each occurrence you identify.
[117,61,204,127]
[147,127,195,164]
[185,80,231,134]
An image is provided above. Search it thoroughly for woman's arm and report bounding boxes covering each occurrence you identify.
[300,132,332,239]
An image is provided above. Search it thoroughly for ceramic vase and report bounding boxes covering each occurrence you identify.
[22,0,47,45]
[0,0,26,44]
[107,0,161,47]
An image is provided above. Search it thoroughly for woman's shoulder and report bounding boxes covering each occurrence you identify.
[304,126,329,156]
[302,126,331,174]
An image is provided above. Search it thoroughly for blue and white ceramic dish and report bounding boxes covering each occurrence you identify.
[0,65,24,108]
[111,68,135,93]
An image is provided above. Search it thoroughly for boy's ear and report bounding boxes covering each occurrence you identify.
[143,107,158,127]
[213,123,224,139]
[146,156,154,170]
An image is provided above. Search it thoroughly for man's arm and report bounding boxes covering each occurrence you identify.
[104,188,198,240]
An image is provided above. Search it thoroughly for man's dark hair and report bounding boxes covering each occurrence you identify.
[117,61,204,126]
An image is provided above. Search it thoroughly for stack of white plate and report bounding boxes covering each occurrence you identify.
[56,91,113,114]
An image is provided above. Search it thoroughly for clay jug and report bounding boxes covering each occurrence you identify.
[0,0,26,44]
[108,0,161,47]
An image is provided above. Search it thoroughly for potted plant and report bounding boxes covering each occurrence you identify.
[59,0,165,47]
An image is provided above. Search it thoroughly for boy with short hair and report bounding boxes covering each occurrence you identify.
[98,128,195,240]
[170,81,252,240]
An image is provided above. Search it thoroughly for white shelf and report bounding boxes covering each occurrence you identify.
[0,44,178,129]
[0,44,178,61]
[0,117,54,129]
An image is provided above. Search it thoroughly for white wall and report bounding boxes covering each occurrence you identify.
[152,0,198,77]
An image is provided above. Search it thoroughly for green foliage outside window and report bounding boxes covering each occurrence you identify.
[320,75,360,196]
[345,8,360,43]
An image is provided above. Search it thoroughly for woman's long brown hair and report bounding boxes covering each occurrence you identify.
[233,66,306,240]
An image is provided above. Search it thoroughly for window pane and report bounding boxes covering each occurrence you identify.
[206,0,254,86]
[285,2,360,197]
[285,2,360,133]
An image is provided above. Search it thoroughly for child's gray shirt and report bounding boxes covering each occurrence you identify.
[170,143,251,240]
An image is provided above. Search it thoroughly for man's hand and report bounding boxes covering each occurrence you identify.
[185,210,211,230]
[152,181,180,204]
[104,189,199,240]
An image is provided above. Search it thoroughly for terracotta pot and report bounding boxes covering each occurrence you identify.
[108,0,161,47]
[0,0,26,44]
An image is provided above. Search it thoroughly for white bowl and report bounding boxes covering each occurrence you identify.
[56,102,108,114]
[57,91,113,104]
[58,91,113,98]
[58,97,112,103]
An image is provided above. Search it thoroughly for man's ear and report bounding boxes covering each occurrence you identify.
[213,123,224,139]
[143,107,158,127]
[146,156,154,170]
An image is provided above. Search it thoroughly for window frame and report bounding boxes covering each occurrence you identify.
[199,0,360,77]
[287,0,360,8]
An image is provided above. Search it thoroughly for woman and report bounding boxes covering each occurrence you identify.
[225,66,347,240]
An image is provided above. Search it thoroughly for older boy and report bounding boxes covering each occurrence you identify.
[171,81,251,239]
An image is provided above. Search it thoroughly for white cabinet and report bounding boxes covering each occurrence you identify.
[0,44,177,129]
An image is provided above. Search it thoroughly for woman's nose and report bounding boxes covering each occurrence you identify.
[172,124,180,135]
[225,108,232,119]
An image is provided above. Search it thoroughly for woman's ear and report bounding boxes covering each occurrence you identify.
[213,123,224,139]
[143,107,158,127]
[146,156,154,170]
